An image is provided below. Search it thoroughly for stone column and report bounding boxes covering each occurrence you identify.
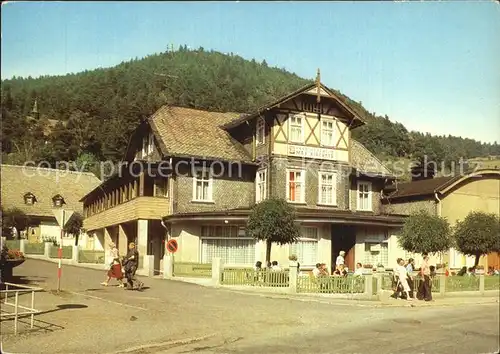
[212,257,224,287]
[72,245,79,263]
[104,228,112,265]
[137,220,148,269]
[44,242,52,258]
[142,255,155,277]
[163,254,173,279]
[288,261,298,294]
[20,239,26,254]
[364,274,373,296]
[118,224,128,257]
[439,274,446,296]
[479,274,485,295]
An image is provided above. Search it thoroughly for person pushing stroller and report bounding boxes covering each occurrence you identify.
[122,242,144,291]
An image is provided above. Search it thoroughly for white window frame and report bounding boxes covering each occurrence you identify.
[320,118,335,147]
[192,168,213,203]
[357,181,372,211]
[286,169,305,203]
[288,113,305,143]
[147,132,154,155]
[256,117,265,146]
[289,227,319,268]
[318,172,337,206]
[200,225,256,266]
[255,169,267,203]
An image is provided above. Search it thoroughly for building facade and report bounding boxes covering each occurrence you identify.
[81,81,407,273]
[383,168,500,270]
[1,164,101,248]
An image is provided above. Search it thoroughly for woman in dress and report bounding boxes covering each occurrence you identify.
[101,242,124,287]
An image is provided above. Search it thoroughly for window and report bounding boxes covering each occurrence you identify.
[286,170,305,203]
[289,114,304,143]
[290,227,319,267]
[141,135,148,158]
[52,195,65,207]
[255,169,267,202]
[24,192,36,205]
[318,173,337,205]
[256,117,265,145]
[192,168,213,202]
[321,119,335,146]
[357,181,372,211]
[154,178,169,197]
[364,242,388,268]
[201,225,256,265]
[147,132,154,155]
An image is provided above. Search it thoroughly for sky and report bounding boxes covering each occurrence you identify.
[2,1,499,143]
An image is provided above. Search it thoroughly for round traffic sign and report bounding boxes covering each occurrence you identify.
[166,239,178,253]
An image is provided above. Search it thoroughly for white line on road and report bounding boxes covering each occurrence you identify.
[105,333,217,354]
[68,291,148,311]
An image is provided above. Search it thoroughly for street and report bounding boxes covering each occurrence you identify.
[1,260,499,354]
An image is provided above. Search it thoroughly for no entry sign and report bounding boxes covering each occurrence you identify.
[166,239,178,253]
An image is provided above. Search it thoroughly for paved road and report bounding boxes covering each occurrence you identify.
[1,260,499,354]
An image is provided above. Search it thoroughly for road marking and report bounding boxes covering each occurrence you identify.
[68,291,148,311]
[105,333,217,354]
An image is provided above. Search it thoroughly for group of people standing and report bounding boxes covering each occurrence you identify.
[100,241,144,290]
[393,253,433,301]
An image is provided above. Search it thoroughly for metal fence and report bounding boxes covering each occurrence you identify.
[297,275,365,294]
[4,240,21,250]
[23,243,45,255]
[78,250,105,264]
[0,282,43,335]
[49,246,72,259]
[173,262,212,278]
[221,268,290,287]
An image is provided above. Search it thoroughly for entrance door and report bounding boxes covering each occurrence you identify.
[331,225,356,272]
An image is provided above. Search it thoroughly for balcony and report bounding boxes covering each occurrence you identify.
[83,197,170,231]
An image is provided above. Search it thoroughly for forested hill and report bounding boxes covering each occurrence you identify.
[2,45,499,171]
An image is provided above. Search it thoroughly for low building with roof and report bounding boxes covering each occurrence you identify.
[382,168,500,270]
[80,76,409,274]
[1,164,101,249]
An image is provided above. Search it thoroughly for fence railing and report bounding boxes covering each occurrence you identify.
[49,246,73,259]
[0,282,43,335]
[24,243,45,255]
[173,262,212,278]
[4,240,21,250]
[297,275,365,294]
[78,250,105,264]
[221,268,290,287]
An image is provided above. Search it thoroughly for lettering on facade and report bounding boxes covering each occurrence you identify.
[288,145,337,161]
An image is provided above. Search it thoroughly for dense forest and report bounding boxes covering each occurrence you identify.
[2,46,499,176]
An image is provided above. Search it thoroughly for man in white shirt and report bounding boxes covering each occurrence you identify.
[336,251,345,267]
[354,262,363,276]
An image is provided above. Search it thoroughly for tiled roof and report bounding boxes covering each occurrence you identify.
[149,106,253,163]
[350,140,394,177]
[1,164,101,217]
[386,176,455,200]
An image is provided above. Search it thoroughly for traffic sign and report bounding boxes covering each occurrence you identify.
[166,239,178,253]
[52,209,75,227]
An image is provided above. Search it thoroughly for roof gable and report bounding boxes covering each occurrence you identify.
[350,140,394,177]
[1,164,101,217]
[222,82,365,130]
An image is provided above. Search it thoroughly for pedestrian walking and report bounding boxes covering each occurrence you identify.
[396,258,412,301]
[405,258,415,298]
[122,242,144,290]
[417,253,432,301]
[101,242,124,287]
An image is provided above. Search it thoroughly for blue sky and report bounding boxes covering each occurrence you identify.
[2,1,499,143]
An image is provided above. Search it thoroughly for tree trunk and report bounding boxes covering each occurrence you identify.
[474,253,481,268]
[265,240,272,265]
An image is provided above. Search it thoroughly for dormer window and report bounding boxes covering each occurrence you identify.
[24,192,37,205]
[52,194,66,207]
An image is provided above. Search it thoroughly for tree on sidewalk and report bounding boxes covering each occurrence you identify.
[398,209,452,255]
[453,211,500,267]
[2,207,31,239]
[246,197,300,264]
[64,212,84,246]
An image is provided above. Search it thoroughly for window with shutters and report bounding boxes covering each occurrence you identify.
[200,225,256,265]
[289,227,319,268]
[286,169,305,203]
[318,172,337,205]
